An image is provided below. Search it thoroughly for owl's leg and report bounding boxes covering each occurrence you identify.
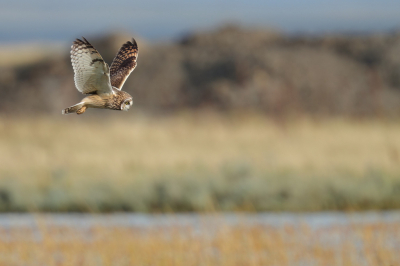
[62,102,85,115]
[76,106,87,115]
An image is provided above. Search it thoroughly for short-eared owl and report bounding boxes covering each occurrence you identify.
[62,37,138,115]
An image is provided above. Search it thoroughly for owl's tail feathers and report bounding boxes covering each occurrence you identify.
[62,102,85,115]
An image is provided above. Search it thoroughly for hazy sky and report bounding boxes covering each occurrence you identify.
[1,0,400,43]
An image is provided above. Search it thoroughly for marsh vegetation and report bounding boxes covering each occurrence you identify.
[0,212,399,266]
[1,113,399,212]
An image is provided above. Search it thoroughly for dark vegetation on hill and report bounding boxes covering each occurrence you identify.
[1,25,400,117]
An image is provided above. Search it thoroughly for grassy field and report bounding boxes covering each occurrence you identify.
[0,112,400,212]
[0,214,398,266]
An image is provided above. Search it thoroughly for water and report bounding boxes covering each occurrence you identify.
[0,211,399,229]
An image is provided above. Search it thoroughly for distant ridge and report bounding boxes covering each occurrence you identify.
[1,26,400,117]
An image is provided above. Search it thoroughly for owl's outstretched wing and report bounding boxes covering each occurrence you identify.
[110,39,138,90]
[71,37,113,95]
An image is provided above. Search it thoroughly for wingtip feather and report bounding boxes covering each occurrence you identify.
[122,38,138,49]
[74,38,83,45]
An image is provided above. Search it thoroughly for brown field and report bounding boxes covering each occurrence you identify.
[0,214,398,266]
[0,113,400,212]
[0,42,65,67]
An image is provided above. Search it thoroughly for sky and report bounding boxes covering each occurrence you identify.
[1,0,400,44]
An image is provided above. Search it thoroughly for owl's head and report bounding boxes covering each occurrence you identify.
[121,98,133,111]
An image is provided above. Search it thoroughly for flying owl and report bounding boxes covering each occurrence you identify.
[62,37,138,115]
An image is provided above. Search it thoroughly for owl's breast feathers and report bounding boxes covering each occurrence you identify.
[81,89,132,110]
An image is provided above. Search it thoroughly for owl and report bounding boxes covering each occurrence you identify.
[62,37,138,115]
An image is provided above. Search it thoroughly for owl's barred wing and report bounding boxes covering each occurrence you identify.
[71,37,113,95]
[110,38,138,90]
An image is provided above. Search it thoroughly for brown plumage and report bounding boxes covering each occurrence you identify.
[62,37,138,115]
[110,39,138,89]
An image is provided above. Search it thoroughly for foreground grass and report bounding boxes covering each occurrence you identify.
[0,215,398,266]
[0,113,400,211]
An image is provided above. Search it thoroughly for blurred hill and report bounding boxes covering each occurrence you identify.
[2,25,400,117]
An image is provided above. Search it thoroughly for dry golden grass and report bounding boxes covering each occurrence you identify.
[1,113,400,174]
[0,216,398,266]
[0,113,400,211]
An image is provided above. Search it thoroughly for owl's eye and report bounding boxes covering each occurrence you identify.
[125,102,130,105]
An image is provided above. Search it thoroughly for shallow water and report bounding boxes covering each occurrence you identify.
[1,211,400,228]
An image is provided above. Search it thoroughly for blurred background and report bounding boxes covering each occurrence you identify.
[1,0,400,265]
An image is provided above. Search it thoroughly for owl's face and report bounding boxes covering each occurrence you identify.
[121,98,133,111]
